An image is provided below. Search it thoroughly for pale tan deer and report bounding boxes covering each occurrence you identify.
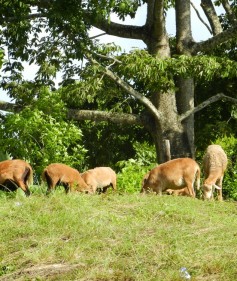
[202,144,227,201]
[81,167,116,193]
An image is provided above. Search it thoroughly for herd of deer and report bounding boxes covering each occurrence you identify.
[0,144,228,201]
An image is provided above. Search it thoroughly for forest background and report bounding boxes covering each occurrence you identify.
[1,1,237,199]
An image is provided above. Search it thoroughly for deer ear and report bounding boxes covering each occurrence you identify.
[213,184,221,190]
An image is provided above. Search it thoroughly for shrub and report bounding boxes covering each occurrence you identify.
[214,135,237,200]
[0,88,87,177]
[116,142,156,193]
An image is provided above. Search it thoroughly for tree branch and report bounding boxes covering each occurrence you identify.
[67,109,144,126]
[0,101,21,113]
[2,1,146,42]
[103,68,162,122]
[221,0,237,24]
[91,51,122,64]
[144,0,170,56]
[84,12,146,41]
[1,13,45,23]
[89,32,107,40]
[176,0,193,54]
[179,93,237,121]
[0,101,145,127]
[191,24,237,54]
[86,55,162,122]
[200,0,223,35]
[2,92,237,129]
[190,1,212,35]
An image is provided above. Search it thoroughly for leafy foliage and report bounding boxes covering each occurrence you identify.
[214,136,237,201]
[116,142,156,193]
[80,122,148,169]
[65,48,237,100]
[1,1,237,199]
[0,87,87,176]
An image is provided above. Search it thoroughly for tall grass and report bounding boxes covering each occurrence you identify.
[1,189,237,280]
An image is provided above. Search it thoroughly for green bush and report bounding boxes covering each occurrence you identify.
[116,142,156,193]
[0,87,87,176]
[214,135,237,200]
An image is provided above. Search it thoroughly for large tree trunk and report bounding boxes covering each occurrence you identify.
[175,0,195,159]
[175,78,195,158]
[143,0,193,163]
[89,0,235,163]
[150,90,192,163]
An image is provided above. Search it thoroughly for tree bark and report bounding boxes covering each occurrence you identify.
[175,0,195,158]
[201,0,223,35]
[142,0,192,162]
[67,109,145,126]
[0,101,146,126]
[150,90,192,162]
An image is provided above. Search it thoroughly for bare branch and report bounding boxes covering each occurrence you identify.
[191,24,237,54]
[0,101,21,113]
[179,93,237,121]
[89,32,107,40]
[91,51,122,64]
[86,55,162,122]
[200,0,223,35]
[67,109,144,126]
[103,68,162,122]
[2,92,237,131]
[83,12,146,41]
[190,1,212,35]
[1,13,45,23]
[0,101,145,127]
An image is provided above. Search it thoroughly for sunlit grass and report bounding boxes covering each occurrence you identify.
[1,189,237,280]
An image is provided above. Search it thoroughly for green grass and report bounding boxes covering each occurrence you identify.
[1,188,237,280]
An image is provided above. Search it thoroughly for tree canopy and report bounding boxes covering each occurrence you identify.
[1,0,237,172]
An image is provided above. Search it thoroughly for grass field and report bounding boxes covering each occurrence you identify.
[1,188,237,280]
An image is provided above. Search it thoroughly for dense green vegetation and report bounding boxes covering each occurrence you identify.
[1,2,237,277]
[2,0,237,164]
[1,190,237,280]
